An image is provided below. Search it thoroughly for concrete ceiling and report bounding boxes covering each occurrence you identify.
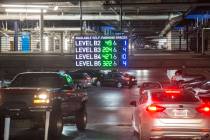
[0,0,209,39]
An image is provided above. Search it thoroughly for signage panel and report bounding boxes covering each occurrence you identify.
[75,36,128,69]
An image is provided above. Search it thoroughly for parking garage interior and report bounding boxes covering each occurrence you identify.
[1,1,210,140]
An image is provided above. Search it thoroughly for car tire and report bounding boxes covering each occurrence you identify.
[96,81,101,87]
[138,125,150,140]
[116,82,123,88]
[49,109,63,138]
[76,105,87,131]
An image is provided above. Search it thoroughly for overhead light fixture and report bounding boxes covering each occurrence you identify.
[44,36,49,52]
[2,4,49,8]
[64,38,69,51]
[53,6,58,11]
[5,8,47,13]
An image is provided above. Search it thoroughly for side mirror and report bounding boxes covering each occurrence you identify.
[130,101,137,107]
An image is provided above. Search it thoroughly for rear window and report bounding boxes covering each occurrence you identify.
[10,73,66,88]
[151,91,199,103]
[143,83,161,89]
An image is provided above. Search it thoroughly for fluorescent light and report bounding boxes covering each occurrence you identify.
[5,8,47,13]
[64,38,69,51]
[2,4,48,8]
[53,6,58,11]
[44,36,49,51]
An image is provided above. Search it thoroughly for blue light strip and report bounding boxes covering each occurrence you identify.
[186,14,210,20]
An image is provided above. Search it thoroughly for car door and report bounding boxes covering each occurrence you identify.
[134,93,148,129]
[59,74,78,116]
[102,73,113,86]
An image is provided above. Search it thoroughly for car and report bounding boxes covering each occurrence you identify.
[0,72,88,138]
[101,72,136,88]
[187,81,210,96]
[131,88,210,140]
[180,79,206,89]
[171,70,206,85]
[75,69,105,87]
[68,71,92,89]
[124,73,137,86]
[139,81,162,95]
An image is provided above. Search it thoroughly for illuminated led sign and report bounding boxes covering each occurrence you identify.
[75,36,128,69]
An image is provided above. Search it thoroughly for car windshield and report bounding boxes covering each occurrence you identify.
[143,83,161,89]
[151,91,199,103]
[10,73,66,88]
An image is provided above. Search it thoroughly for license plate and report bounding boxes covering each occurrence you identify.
[173,109,188,117]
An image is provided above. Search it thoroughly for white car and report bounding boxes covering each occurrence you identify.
[171,71,205,84]
[131,88,210,140]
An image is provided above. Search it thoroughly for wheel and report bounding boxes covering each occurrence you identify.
[76,105,87,131]
[49,110,63,138]
[116,82,123,88]
[138,125,150,140]
[96,80,101,87]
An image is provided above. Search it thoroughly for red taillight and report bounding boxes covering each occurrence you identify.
[196,104,210,114]
[122,76,130,81]
[165,89,181,94]
[146,104,165,112]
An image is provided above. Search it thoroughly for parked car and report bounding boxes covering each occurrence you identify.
[171,70,206,85]
[0,72,88,138]
[101,72,136,88]
[68,71,92,89]
[131,88,210,140]
[187,81,210,96]
[124,73,137,86]
[139,81,162,95]
[180,79,206,89]
[75,69,105,87]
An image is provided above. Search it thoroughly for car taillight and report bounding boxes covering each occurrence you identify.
[122,76,130,81]
[165,89,181,94]
[146,104,165,112]
[196,104,210,114]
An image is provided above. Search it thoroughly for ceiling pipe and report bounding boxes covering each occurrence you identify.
[0,14,180,21]
[103,2,210,7]
[159,7,196,37]
[159,14,184,37]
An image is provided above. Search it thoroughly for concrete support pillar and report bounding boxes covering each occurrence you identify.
[60,32,64,55]
[79,0,83,35]
[186,25,189,51]
[179,30,182,50]
[202,28,205,55]
[14,21,18,51]
[196,30,199,53]
[40,9,44,53]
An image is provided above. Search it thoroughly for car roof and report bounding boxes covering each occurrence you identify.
[18,72,59,75]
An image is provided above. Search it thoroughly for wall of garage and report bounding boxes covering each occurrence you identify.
[0,31,76,53]
[166,30,187,50]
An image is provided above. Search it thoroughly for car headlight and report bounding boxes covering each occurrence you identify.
[34,92,50,104]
